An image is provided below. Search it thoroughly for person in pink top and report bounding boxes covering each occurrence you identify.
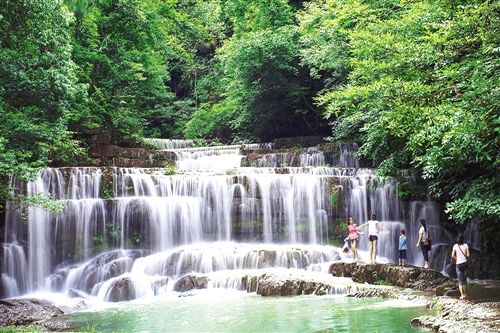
[347,217,363,262]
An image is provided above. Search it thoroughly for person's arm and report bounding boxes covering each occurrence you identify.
[358,222,368,229]
[451,246,457,260]
[416,233,422,247]
[465,245,470,258]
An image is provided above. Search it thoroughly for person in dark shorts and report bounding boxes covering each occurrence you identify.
[452,233,470,299]
[416,219,431,268]
[358,214,388,263]
[398,229,407,266]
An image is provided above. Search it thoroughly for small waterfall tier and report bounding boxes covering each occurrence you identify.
[143,138,194,150]
[1,142,464,301]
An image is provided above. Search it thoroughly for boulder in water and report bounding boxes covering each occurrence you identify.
[242,272,333,296]
[0,298,69,329]
[105,277,136,302]
[174,274,208,292]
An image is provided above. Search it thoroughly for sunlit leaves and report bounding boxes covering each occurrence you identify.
[303,0,499,233]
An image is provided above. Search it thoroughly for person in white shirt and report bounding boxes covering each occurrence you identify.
[452,233,470,300]
[358,214,388,263]
[416,219,431,268]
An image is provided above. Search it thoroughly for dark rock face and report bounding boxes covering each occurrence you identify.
[241,150,302,167]
[329,263,454,291]
[412,297,500,333]
[83,134,177,167]
[0,298,69,330]
[174,274,209,292]
[272,137,323,149]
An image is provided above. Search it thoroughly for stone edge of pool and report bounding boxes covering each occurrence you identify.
[2,263,499,332]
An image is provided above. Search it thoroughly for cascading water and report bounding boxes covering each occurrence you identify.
[333,143,360,168]
[143,138,194,150]
[1,142,464,303]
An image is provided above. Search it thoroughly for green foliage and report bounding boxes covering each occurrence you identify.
[329,186,341,207]
[373,279,391,286]
[0,0,87,183]
[0,0,498,258]
[163,163,177,176]
[395,181,428,201]
[304,0,499,251]
[108,222,122,244]
[100,183,114,200]
[189,21,325,141]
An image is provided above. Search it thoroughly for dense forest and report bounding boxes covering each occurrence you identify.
[0,1,498,250]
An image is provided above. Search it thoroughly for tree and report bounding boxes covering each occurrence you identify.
[0,0,86,182]
[303,0,499,250]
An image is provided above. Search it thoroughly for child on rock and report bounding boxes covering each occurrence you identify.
[399,229,407,266]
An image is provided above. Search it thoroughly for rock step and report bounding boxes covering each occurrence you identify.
[0,298,71,331]
[411,297,500,333]
[329,262,456,292]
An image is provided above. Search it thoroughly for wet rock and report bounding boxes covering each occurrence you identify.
[241,150,302,168]
[39,314,74,332]
[347,289,396,298]
[241,275,259,293]
[152,276,170,295]
[411,297,500,333]
[0,298,68,329]
[106,277,136,302]
[444,289,460,298]
[256,274,302,296]
[329,263,454,291]
[241,273,334,296]
[66,288,88,299]
[59,249,148,293]
[174,274,208,292]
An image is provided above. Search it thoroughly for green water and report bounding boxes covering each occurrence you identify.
[69,290,431,332]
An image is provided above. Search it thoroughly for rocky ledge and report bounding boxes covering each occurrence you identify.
[173,270,390,297]
[243,272,337,296]
[411,297,500,333]
[329,262,456,293]
[0,298,70,331]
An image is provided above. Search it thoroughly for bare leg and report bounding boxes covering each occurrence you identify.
[369,241,374,263]
[372,239,378,263]
[352,239,358,261]
[459,285,464,298]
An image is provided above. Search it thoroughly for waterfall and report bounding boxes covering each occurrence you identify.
[333,143,359,168]
[143,138,194,150]
[1,142,465,300]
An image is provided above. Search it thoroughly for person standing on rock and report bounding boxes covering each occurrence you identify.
[452,233,470,300]
[399,229,407,266]
[347,217,363,262]
[416,219,431,269]
[358,214,388,264]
